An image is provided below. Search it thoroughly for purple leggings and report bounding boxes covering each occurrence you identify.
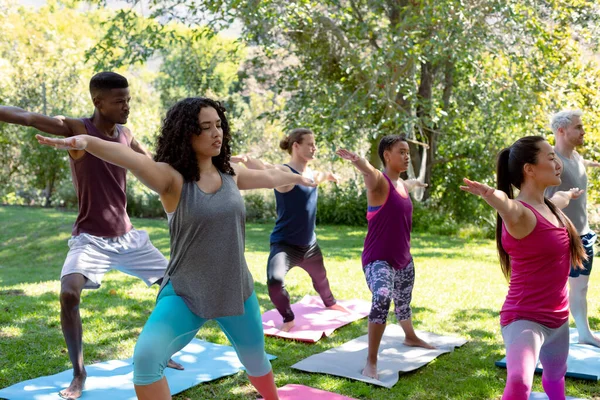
[501,320,569,400]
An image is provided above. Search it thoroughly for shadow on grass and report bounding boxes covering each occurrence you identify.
[0,278,158,389]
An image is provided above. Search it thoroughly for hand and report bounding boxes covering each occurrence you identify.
[298,176,318,188]
[336,149,360,162]
[36,134,87,150]
[460,178,494,198]
[327,172,340,183]
[567,187,584,200]
[413,181,428,188]
[230,154,249,164]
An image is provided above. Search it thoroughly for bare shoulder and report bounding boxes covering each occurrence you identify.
[59,116,87,136]
[275,164,292,172]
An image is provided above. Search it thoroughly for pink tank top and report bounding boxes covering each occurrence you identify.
[69,118,133,237]
[500,201,570,328]
[361,173,412,270]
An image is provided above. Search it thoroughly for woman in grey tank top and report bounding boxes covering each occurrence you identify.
[37,97,316,400]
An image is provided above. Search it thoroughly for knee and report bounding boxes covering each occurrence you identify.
[369,292,391,324]
[238,348,271,377]
[506,371,532,393]
[133,337,167,385]
[372,287,392,308]
[60,288,81,309]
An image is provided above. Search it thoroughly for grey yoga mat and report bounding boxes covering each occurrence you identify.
[291,324,467,388]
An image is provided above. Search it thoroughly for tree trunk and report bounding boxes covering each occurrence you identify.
[44,175,55,207]
[414,61,434,200]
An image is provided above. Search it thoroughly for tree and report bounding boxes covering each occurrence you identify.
[87,0,600,224]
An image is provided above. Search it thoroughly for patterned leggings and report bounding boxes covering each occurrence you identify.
[364,260,415,324]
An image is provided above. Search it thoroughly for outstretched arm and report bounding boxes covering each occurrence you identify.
[549,188,584,209]
[583,159,600,168]
[460,178,533,237]
[35,135,177,194]
[232,163,317,190]
[0,106,84,137]
[313,171,339,185]
[231,154,276,170]
[336,149,385,191]
[404,179,427,193]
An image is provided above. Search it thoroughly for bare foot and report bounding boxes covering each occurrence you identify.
[404,336,436,349]
[59,372,86,399]
[327,303,351,313]
[579,334,600,348]
[167,358,185,370]
[278,320,295,332]
[361,361,378,380]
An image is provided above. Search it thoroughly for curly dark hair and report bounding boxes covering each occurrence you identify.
[154,97,234,182]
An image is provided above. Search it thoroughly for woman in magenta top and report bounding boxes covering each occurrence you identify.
[337,135,433,380]
[461,136,586,400]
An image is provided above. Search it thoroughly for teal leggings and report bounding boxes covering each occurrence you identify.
[133,281,272,385]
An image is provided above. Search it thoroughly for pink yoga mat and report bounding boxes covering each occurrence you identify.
[261,295,371,342]
[259,384,358,400]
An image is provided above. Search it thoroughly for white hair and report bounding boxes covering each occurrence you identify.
[550,109,583,134]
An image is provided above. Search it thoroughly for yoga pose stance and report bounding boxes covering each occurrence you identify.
[38,97,316,400]
[545,110,600,347]
[337,135,434,380]
[233,128,347,332]
[461,136,586,400]
[0,72,181,399]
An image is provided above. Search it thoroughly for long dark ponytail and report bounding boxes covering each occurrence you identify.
[495,136,586,280]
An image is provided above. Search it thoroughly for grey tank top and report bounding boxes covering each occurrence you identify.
[545,151,589,235]
[160,171,254,318]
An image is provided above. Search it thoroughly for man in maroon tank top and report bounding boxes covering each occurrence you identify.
[0,72,181,399]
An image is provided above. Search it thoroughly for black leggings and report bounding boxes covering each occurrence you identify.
[266,241,336,322]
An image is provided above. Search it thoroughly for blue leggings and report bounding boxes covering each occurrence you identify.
[133,281,272,385]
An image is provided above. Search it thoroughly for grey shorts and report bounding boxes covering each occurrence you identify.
[61,228,168,289]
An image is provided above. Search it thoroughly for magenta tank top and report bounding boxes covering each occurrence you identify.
[361,173,413,270]
[500,201,570,328]
[69,118,133,237]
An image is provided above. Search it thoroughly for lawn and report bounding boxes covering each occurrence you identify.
[1,205,599,399]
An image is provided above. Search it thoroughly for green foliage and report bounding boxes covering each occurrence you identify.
[242,191,276,224]
[317,179,367,226]
[85,0,600,225]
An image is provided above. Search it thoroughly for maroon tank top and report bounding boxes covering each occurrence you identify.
[69,118,133,237]
[361,173,413,270]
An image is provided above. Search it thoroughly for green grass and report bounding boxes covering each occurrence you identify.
[1,205,600,399]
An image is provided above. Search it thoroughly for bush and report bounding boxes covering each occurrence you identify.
[243,191,277,223]
[317,179,368,226]
[126,178,165,219]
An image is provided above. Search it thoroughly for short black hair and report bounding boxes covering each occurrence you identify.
[89,72,128,95]
[378,134,408,166]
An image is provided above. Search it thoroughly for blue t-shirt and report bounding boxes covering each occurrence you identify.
[270,165,317,246]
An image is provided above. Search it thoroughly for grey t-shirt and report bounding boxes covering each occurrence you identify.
[161,172,254,318]
[546,151,590,235]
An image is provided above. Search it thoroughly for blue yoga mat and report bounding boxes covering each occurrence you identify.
[496,328,600,381]
[529,392,585,399]
[0,339,276,400]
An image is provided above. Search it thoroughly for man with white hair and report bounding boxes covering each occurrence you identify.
[547,109,600,347]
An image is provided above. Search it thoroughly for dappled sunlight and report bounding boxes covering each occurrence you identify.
[3,207,600,398]
[0,325,23,338]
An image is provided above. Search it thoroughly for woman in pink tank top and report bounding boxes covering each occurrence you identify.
[461,136,586,400]
[337,135,434,381]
